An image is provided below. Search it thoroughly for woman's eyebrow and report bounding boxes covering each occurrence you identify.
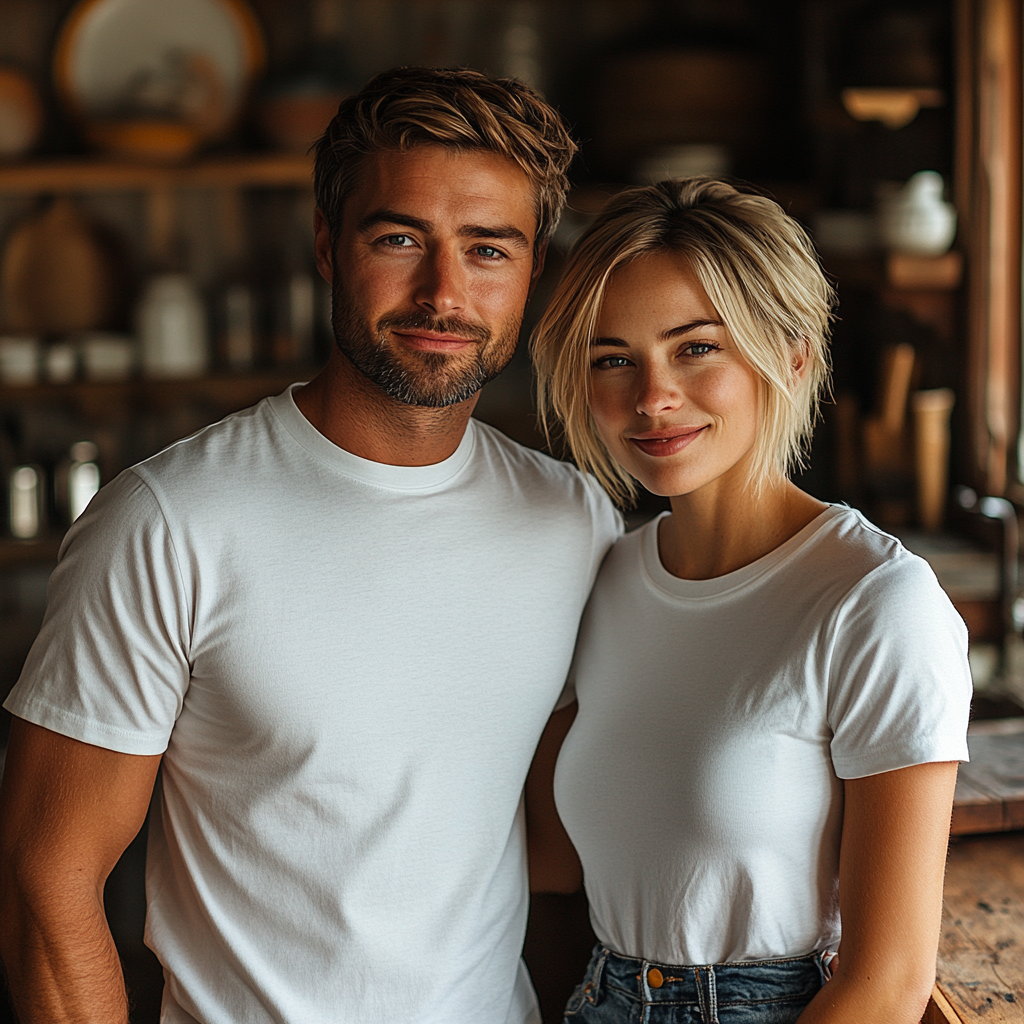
[662,318,724,338]
[590,336,628,347]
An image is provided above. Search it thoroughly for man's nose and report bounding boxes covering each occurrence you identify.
[413,247,466,316]
[635,366,683,417]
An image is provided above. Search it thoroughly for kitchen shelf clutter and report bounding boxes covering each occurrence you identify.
[0,147,327,555]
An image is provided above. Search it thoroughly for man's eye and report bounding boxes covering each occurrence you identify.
[383,235,415,247]
[474,246,504,259]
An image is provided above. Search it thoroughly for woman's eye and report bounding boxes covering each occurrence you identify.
[684,342,719,357]
[593,354,632,369]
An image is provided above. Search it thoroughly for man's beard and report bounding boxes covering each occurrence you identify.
[331,285,520,408]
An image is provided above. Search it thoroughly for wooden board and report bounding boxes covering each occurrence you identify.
[936,832,1024,1022]
[925,984,966,1023]
[952,720,1024,835]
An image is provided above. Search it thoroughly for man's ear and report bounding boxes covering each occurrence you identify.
[314,208,334,285]
[528,240,549,298]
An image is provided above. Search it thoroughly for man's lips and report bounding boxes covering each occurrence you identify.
[629,426,708,457]
[391,329,480,352]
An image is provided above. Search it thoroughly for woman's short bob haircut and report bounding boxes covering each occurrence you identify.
[532,177,836,506]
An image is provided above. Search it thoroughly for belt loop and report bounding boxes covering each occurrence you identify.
[589,947,608,1003]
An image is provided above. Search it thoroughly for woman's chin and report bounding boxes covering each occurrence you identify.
[629,466,697,500]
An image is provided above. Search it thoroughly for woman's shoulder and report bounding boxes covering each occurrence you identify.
[813,506,964,641]
[803,505,935,593]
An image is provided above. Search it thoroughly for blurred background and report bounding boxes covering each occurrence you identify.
[0,1,1022,1020]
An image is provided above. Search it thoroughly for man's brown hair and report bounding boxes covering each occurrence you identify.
[313,66,577,250]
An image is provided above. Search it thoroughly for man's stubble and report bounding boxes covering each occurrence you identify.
[331,281,521,409]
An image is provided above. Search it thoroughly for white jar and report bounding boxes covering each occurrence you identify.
[877,171,957,256]
[80,331,136,380]
[0,335,40,385]
[137,274,209,378]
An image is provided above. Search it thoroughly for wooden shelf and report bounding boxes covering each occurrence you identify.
[0,368,315,421]
[0,153,313,194]
[0,534,62,570]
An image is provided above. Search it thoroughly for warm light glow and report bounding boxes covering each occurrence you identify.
[841,88,945,129]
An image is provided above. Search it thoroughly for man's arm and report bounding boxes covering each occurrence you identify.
[525,703,583,894]
[0,717,162,1024]
[796,760,959,1024]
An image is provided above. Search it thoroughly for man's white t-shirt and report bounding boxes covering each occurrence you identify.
[5,386,621,1024]
[554,505,971,968]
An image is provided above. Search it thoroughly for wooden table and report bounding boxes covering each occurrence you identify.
[924,831,1024,1022]
[952,720,1024,835]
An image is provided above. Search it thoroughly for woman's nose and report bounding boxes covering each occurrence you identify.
[635,366,683,417]
[413,248,466,316]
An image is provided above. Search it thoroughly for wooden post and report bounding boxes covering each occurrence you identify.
[957,0,1022,495]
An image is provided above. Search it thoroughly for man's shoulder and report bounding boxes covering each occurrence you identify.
[132,392,282,491]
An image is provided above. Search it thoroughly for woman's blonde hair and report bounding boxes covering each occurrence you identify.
[531,178,836,505]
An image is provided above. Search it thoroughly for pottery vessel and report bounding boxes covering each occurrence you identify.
[877,171,956,256]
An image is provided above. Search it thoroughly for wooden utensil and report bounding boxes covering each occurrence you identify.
[912,388,955,530]
[0,197,124,334]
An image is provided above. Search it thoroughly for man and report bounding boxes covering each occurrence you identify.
[0,67,620,1024]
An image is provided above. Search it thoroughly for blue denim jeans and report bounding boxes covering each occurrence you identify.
[563,945,834,1023]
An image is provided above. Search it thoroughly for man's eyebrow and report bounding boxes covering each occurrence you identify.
[357,209,433,233]
[458,224,531,250]
[356,211,531,251]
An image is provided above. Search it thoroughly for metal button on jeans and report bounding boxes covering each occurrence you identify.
[647,967,664,988]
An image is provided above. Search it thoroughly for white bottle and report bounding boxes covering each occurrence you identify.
[68,441,101,522]
[138,274,209,378]
[877,171,957,256]
[9,465,43,538]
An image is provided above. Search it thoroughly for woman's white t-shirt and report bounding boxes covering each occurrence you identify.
[554,505,971,967]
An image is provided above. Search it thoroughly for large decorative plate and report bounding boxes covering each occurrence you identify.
[54,0,265,146]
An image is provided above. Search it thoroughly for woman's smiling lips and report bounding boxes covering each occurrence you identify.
[629,426,708,457]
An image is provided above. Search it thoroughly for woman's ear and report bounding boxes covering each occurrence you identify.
[790,336,811,383]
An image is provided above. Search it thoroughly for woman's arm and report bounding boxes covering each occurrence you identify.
[796,760,959,1024]
[525,703,583,894]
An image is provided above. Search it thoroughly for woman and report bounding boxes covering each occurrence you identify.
[527,178,971,1024]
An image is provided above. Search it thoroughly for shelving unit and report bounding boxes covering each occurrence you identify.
[0,534,63,570]
[0,368,312,418]
[0,153,313,193]
[0,152,314,258]
[0,154,321,563]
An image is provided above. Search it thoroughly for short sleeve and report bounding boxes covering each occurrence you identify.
[826,552,972,779]
[3,469,192,755]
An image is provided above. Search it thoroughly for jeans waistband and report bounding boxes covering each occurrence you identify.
[582,945,833,1012]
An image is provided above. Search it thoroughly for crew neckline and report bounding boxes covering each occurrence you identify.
[267,384,476,491]
[640,504,850,600]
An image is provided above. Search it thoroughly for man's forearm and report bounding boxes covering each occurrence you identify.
[2,880,129,1024]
